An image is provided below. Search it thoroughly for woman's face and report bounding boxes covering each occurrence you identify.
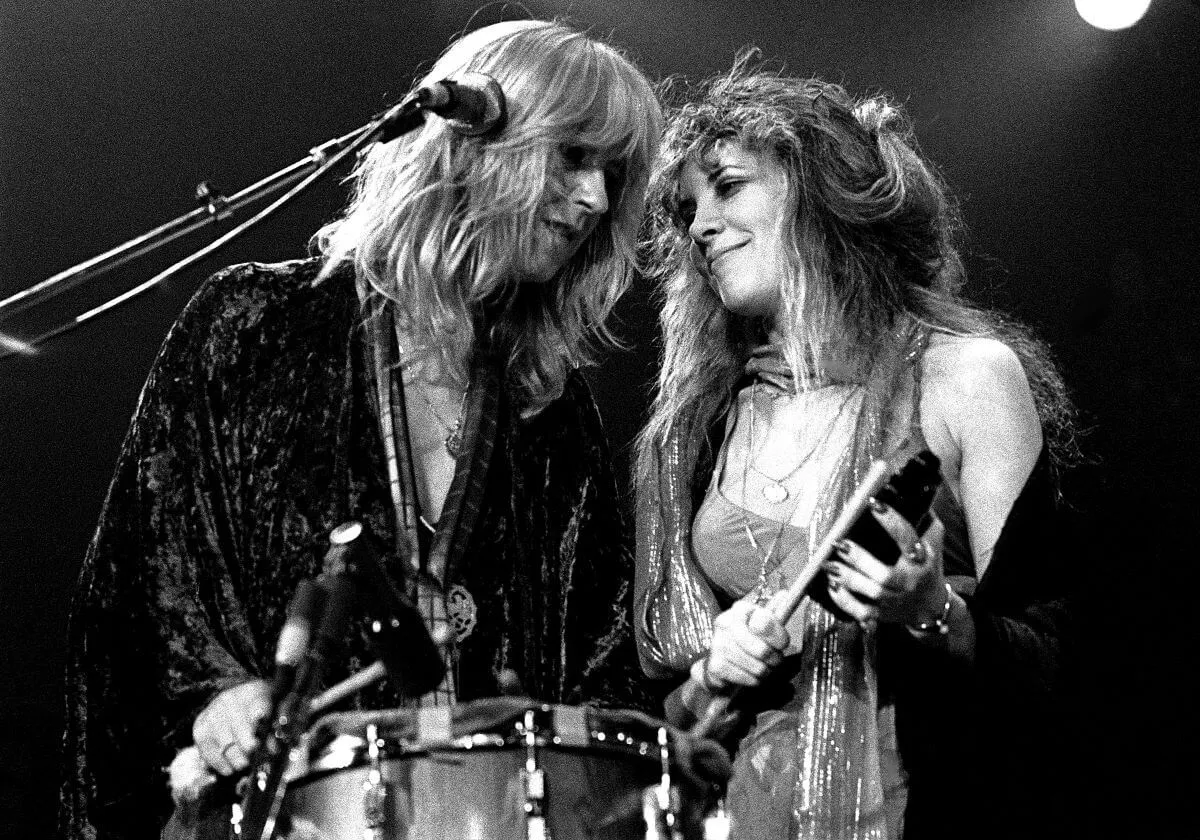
[679,140,791,319]
[518,144,617,284]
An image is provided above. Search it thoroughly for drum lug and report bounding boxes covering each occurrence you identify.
[642,726,684,840]
[519,709,551,840]
[702,800,730,840]
[642,784,684,840]
[362,723,391,840]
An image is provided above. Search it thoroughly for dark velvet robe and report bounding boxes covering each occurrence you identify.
[59,259,656,840]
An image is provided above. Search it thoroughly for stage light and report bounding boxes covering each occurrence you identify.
[1074,0,1153,30]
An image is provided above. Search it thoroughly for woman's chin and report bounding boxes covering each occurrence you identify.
[720,292,779,321]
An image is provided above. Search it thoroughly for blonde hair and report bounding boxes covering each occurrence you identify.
[316,20,662,413]
[639,57,1078,480]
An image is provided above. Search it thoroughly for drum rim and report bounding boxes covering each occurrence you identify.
[302,727,663,775]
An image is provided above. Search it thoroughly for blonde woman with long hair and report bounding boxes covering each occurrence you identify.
[636,61,1078,840]
[61,20,663,839]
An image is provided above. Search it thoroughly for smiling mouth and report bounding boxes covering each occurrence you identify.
[708,242,746,270]
[543,219,578,243]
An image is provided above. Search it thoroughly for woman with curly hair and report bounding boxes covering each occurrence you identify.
[635,60,1077,839]
[60,20,663,839]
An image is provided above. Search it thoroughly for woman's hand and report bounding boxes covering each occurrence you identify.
[191,679,271,776]
[702,596,791,692]
[823,502,951,630]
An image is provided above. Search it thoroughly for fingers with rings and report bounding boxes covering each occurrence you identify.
[903,539,928,564]
[823,573,878,624]
[829,539,888,600]
[866,497,922,548]
[861,497,946,572]
[824,541,882,624]
[192,679,272,776]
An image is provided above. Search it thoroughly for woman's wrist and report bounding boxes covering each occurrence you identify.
[907,582,953,637]
[905,584,976,660]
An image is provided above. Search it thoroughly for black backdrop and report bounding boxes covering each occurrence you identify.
[2,0,1196,835]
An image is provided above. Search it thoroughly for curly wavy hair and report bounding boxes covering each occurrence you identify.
[638,55,1078,480]
[316,20,662,414]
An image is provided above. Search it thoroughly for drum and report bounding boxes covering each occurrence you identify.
[275,698,711,840]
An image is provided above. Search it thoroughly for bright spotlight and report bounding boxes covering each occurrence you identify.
[1074,0,1153,30]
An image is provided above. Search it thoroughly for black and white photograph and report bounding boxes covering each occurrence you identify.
[2,1,1194,837]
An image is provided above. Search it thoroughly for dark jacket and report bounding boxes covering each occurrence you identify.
[59,259,654,839]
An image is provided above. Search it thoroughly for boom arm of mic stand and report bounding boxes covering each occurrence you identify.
[0,115,402,361]
[0,125,373,321]
[0,121,381,360]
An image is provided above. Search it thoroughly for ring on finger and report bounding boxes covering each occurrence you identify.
[904,539,928,563]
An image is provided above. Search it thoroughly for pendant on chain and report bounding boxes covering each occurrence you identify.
[761,482,790,504]
[445,427,463,458]
[446,583,477,642]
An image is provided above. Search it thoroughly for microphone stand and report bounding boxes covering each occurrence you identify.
[0,125,369,320]
[234,574,352,840]
[235,520,444,840]
[235,531,363,840]
[0,94,426,360]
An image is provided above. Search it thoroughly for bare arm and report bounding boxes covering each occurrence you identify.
[825,336,1045,660]
[920,335,1043,575]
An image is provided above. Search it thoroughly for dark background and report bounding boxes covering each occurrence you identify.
[2,0,1196,835]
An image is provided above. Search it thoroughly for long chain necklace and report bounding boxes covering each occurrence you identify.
[746,381,857,504]
[416,384,469,458]
[740,381,860,599]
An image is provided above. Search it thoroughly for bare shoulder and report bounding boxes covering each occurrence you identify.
[921,334,1032,403]
[917,333,1041,488]
[919,336,1042,568]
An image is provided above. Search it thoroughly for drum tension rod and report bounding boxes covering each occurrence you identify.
[519,709,550,840]
[362,723,390,840]
[642,726,684,840]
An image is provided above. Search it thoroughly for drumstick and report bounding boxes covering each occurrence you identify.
[691,457,892,739]
[307,661,388,717]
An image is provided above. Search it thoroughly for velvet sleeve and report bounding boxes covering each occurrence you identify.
[58,264,285,840]
[966,446,1075,703]
[553,374,667,715]
[892,447,1077,838]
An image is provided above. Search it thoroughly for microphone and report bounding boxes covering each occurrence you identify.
[416,73,507,136]
[377,72,507,142]
[327,521,446,698]
[239,565,354,840]
[268,578,325,706]
[307,571,356,678]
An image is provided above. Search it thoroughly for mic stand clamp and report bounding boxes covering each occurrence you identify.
[194,181,231,222]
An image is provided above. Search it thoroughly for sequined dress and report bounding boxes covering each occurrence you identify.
[634,340,1074,840]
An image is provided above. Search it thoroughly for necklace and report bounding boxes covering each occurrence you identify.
[417,384,469,458]
[746,382,856,504]
[739,381,861,602]
[740,417,804,601]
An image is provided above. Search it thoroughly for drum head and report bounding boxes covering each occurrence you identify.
[280,698,707,840]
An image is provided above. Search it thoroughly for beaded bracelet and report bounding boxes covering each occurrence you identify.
[909,582,953,636]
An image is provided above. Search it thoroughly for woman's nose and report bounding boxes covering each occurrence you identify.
[688,199,720,246]
[569,166,609,216]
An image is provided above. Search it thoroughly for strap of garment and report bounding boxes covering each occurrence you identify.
[904,328,933,445]
[367,299,421,575]
[366,297,503,704]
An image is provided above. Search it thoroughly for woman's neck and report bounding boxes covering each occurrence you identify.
[762,325,867,386]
